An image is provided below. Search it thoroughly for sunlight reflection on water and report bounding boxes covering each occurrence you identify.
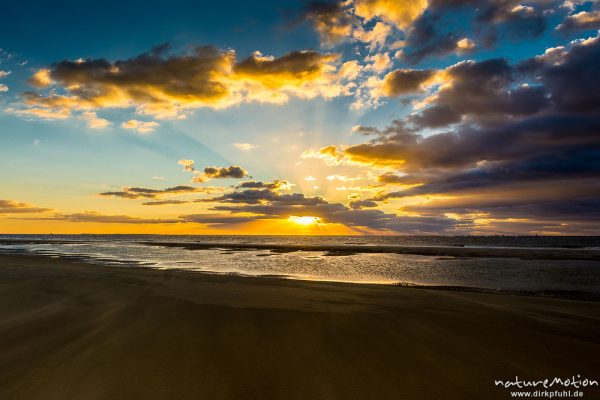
[1,235,599,295]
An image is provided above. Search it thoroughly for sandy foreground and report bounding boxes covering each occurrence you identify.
[0,254,599,400]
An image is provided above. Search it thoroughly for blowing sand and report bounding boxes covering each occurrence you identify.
[0,254,599,400]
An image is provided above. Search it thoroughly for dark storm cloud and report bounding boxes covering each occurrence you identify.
[375,147,600,200]
[415,58,548,128]
[345,113,600,172]
[523,34,600,113]
[410,30,600,128]
[380,69,436,96]
[400,11,465,64]
[379,57,550,128]
[408,105,463,128]
[475,1,547,39]
[307,32,600,233]
[407,197,600,222]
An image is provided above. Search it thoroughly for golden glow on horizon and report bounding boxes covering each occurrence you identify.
[0,217,361,235]
[288,216,320,225]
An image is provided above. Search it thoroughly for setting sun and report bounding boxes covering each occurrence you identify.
[288,216,320,225]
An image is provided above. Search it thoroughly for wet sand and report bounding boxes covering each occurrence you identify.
[0,253,599,400]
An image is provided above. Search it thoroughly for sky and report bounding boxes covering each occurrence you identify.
[1,0,600,235]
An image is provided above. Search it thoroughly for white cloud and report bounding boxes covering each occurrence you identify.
[178,159,196,172]
[81,111,111,129]
[121,119,159,134]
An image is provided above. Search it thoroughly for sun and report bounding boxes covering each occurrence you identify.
[288,216,320,225]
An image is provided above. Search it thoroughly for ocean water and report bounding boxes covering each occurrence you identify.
[1,234,599,298]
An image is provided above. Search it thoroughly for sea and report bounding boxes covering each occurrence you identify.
[1,234,599,299]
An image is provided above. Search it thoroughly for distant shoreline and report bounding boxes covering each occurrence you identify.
[2,237,600,260]
[1,250,599,302]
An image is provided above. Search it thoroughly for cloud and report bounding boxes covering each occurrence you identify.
[141,200,190,206]
[399,12,465,64]
[395,0,548,63]
[353,0,428,30]
[99,185,204,199]
[27,211,183,224]
[372,56,554,128]
[412,58,548,127]
[178,159,249,182]
[178,159,195,172]
[192,165,249,182]
[211,199,455,233]
[305,32,600,234]
[365,52,392,72]
[475,1,547,38]
[0,70,9,92]
[201,184,455,233]
[28,68,53,87]
[302,1,356,46]
[349,199,378,209]
[339,60,362,79]
[206,188,328,205]
[556,10,600,32]
[81,111,111,129]
[455,37,476,53]
[121,119,159,133]
[379,68,436,96]
[520,32,600,113]
[180,214,270,225]
[353,22,393,50]
[5,106,71,120]
[16,45,346,122]
[233,50,345,102]
[236,180,293,190]
[0,199,51,214]
[233,142,258,150]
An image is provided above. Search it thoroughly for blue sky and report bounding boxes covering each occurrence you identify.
[1,0,599,234]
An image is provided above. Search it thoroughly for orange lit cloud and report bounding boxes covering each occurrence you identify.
[15,45,348,122]
[303,1,356,46]
[121,119,159,133]
[353,0,428,30]
[0,199,52,214]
